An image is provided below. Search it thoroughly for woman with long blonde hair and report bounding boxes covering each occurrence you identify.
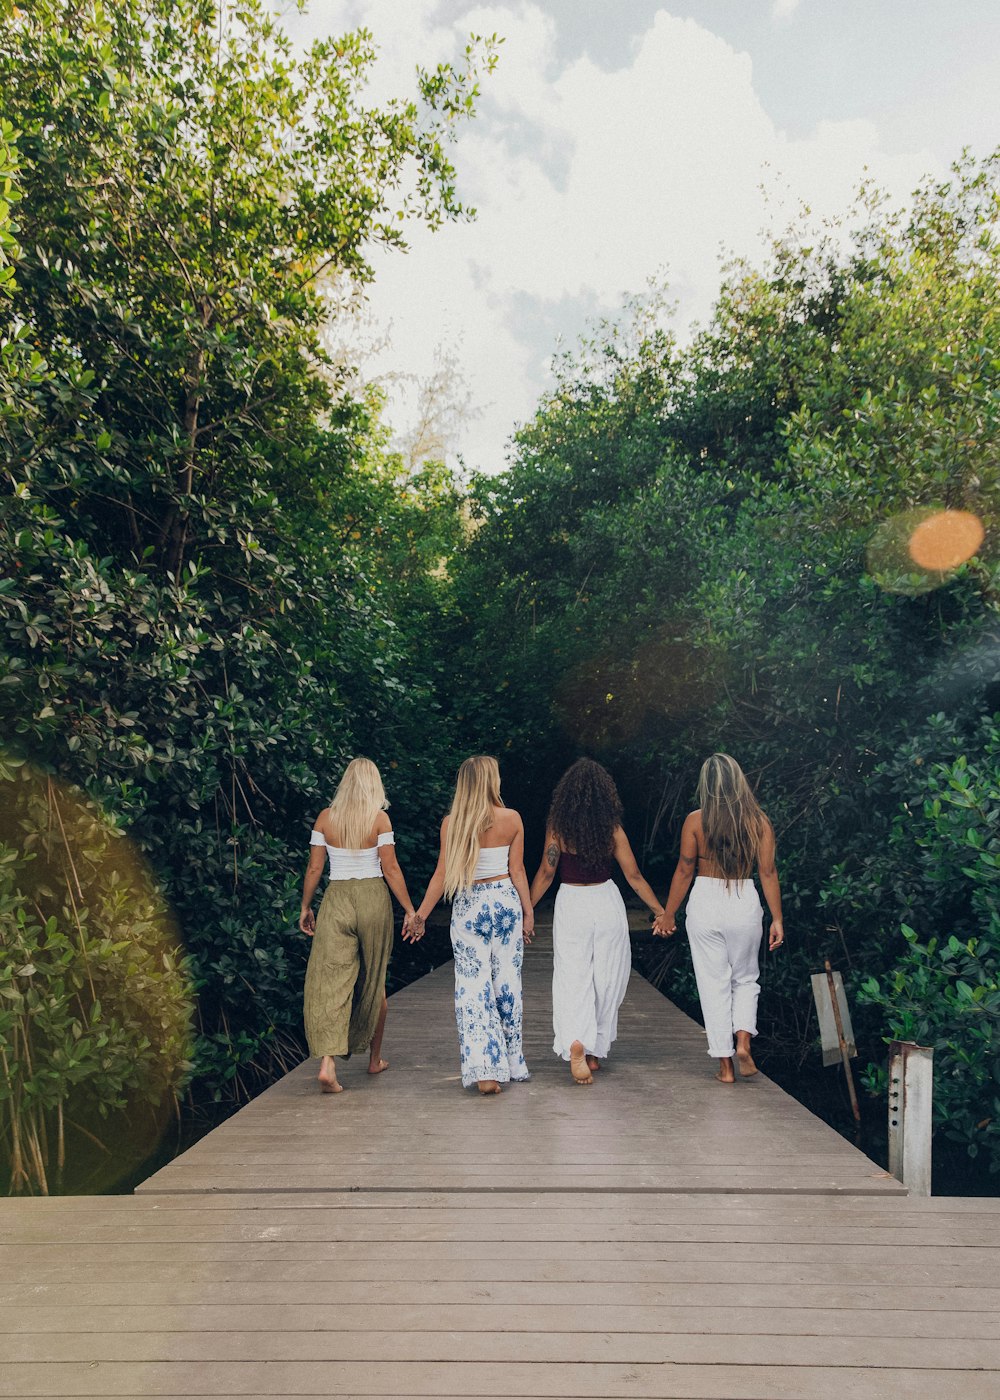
[654,754,784,1082]
[413,755,533,1094]
[299,757,422,1094]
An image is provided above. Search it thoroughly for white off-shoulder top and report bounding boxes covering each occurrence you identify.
[310,828,394,880]
[472,844,510,880]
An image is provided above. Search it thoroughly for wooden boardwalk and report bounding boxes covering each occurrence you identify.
[3,926,999,1398]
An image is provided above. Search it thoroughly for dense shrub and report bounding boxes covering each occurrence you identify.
[0,758,194,1194]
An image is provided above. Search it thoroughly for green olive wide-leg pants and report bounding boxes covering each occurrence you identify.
[303,878,393,1058]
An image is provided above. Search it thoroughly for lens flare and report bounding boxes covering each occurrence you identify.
[868,507,986,596]
[908,510,984,573]
[0,756,193,1195]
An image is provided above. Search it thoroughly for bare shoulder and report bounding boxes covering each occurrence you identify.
[496,805,522,837]
[313,807,334,836]
[678,810,702,858]
[373,809,392,835]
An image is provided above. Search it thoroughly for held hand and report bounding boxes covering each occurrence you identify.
[769,920,784,951]
[402,910,426,943]
[652,910,675,938]
[299,908,316,937]
[522,913,535,945]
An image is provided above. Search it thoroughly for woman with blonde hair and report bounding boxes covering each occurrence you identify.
[654,754,784,1082]
[413,755,533,1094]
[299,757,422,1094]
[529,758,665,1085]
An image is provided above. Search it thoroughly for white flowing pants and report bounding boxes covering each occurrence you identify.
[686,877,763,1058]
[552,880,632,1061]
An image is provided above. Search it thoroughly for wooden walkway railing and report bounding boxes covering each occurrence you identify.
[2,925,998,1398]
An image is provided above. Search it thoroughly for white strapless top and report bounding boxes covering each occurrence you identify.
[310,828,394,880]
[473,844,510,880]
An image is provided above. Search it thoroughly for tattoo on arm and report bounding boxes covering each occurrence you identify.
[545,844,559,869]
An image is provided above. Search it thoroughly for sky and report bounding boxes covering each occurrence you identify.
[283,1,1000,475]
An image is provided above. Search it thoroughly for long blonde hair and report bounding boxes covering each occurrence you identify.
[328,757,387,849]
[444,755,501,898]
[697,753,767,882]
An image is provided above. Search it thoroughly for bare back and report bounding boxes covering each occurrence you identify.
[314,806,391,851]
[478,805,521,849]
[680,809,776,881]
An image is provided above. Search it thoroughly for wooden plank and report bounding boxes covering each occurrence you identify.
[4,1252,997,1289]
[5,1215,994,1248]
[5,1299,997,1332]
[1,1360,996,1399]
[5,1190,995,1217]
[3,1307,1000,1343]
[1,1329,999,1366]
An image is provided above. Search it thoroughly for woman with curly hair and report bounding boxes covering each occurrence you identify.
[529,758,665,1085]
[653,753,784,1083]
[414,755,534,1095]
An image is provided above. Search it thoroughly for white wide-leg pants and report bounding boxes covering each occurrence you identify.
[686,876,763,1058]
[552,880,632,1061]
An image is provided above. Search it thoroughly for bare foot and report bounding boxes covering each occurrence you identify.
[715,1056,736,1084]
[318,1056,343,1093]
[368,1058,389,1075]
[736,1033,758,1077]
[570,1040,594,1085]
[586,1055,600,1072]
[477,1080,503,1095]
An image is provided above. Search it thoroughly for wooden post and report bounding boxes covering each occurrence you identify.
[887,1040,934,1197]
[824,959,861,1126]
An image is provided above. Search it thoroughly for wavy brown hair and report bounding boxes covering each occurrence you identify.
[697,753,768,882]
[547,758,623,868]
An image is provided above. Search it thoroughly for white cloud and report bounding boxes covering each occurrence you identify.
[284,4,940,474]
[771,0,801,20]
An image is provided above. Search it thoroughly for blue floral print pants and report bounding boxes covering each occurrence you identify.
[450,879,529,1088]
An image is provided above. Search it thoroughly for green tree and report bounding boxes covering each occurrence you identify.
[0,0,492,1117]
[448,153,1000,1154]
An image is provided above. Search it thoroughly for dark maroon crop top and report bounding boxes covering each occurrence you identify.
[559,849,613,883]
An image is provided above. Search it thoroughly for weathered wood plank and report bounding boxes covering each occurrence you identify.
[1,1360,996,1399]
[3,1252,996,1290]
[1,1330,999,1366]
[3,1308,1000,1343]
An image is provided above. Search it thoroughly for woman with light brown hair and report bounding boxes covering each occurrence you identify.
[654,754,784,1083]
[414,755,534,1095]
[299,757,423,1094]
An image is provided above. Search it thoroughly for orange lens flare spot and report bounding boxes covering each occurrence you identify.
[908,510,984,572]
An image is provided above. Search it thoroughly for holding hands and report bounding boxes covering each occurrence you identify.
[652,909,675,938]
[402,909,426,943]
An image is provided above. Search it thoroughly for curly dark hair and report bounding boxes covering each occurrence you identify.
[547,758,623,868]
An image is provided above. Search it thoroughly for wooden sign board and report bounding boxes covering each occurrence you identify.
[811,969,857,1067]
